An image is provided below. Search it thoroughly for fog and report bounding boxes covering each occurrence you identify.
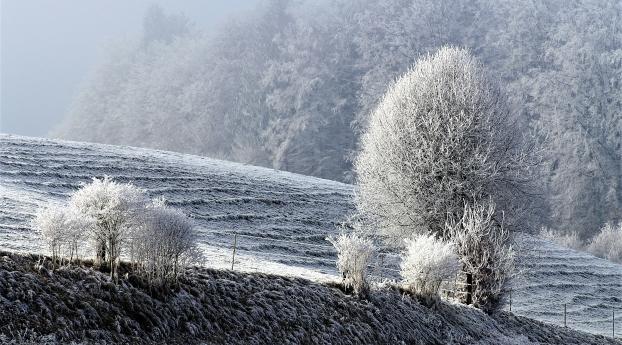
[1,0,620,242]
[0,0,258,136]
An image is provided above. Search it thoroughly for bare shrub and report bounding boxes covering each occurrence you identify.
[446,200,514,313]
[587,222,622,263]
[328,232,375,295]
[131,204,203,286]
[33,206,67,267]
[539,227,584,251]
[400,234,459,300]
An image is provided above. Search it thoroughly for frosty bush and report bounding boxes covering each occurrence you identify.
[33,206,92,267]
[587,222,622,264]
[131,204,203,286]
[355,46,539,243]
[447,200,514,313]
[33,206,67,266]
[33,177,204,287]
[328,232,375,295]
[400,234,459,299]
[70,176,147,279]
[539,227,584,251]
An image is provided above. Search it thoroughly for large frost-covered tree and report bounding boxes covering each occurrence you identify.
[355,47,538,241]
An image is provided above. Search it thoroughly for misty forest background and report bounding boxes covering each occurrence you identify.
[53,0,622,240]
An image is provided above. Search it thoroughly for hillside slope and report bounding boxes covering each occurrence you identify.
[1,134,621,337]
[1,251,620,345]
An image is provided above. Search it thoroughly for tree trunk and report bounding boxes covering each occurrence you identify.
[466,272,473,305]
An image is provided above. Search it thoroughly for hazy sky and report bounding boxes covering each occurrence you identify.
[1,0,259,137]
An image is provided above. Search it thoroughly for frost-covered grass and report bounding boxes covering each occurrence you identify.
[0,251,620,345]
[1,135,621,337]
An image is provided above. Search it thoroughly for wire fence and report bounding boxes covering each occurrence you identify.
[204,231,620,339]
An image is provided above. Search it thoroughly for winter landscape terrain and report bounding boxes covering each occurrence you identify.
[1,134,620,341]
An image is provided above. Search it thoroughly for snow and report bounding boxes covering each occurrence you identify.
[1,134,621,337]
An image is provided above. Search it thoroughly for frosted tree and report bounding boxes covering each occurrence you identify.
[355,46,539,242]
[130,204,203,286]
[328,232,375,295]
[142,4,190,45]
[446,200,515,313]
[61,207,93,262]
[400,234,459,302]
[33,206,67,267]
[69,177,147,279]
[587,222,622,263]
[531,5,622,239]
[33,205,92,266]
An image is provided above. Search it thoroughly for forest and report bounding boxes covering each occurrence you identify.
[54,0,622,240]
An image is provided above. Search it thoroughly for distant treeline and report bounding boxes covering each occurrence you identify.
[54,0,622,239]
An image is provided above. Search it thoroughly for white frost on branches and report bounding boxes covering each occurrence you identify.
[400,234,459,298]
[328,232,375,295]
[131,204,203,285]
[33,205,92,267]
[539,227,584,251]
[355,46,538,242]
[34,176,203,285]
[587,222,622,263]
[446,200,515,312]
[69,176,147,278]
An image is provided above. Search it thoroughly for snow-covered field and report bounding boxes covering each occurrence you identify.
[1,134,620,337]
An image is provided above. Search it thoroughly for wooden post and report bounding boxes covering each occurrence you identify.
[564,304,567,328]
[231,233,238,270]
[614,309,616,338]
[465,273,473,305]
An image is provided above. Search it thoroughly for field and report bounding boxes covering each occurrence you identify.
[1,134,620,337]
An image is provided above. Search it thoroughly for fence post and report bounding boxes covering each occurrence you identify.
[231,233,237,270]
[564,304,567,328]
[614,309,616,338]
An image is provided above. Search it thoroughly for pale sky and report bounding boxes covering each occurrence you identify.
[0,0,259,137]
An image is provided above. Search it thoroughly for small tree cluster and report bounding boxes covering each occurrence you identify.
[328,232,375,296]
[35,177,202,285]
[33,206,91,267]
[69,176,148,279]
[400,234,459,300]
[587,222,622,264]
[446,200,514,313]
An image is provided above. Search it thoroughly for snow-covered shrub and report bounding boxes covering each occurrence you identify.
[60,208,92,262]
[131,204,203,286]
[33,206,67,266]
[328,232,375,295]
[69,176,147,278]
[539,227,584,251]
[33,205,92,266]
[400,234,459,299]
[447,200,514,313]
[587,222,622,263]
[355,46,539,242]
